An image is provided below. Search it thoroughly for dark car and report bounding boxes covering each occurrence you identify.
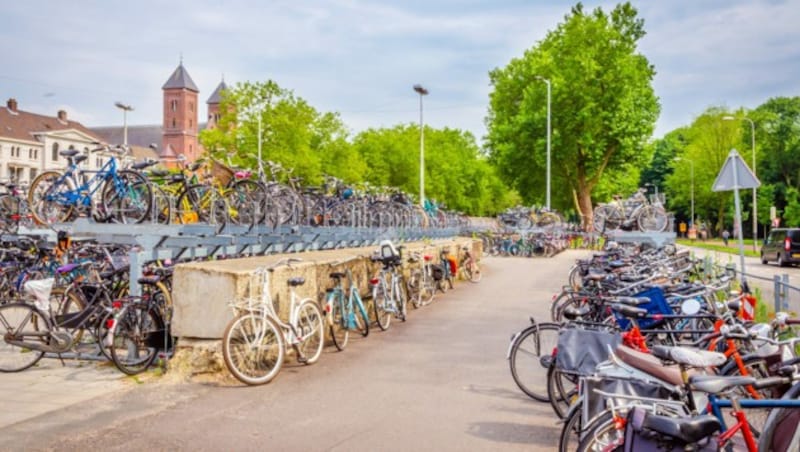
[761,228,800,267]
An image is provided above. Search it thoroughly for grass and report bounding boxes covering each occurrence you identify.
[676,238,761,258]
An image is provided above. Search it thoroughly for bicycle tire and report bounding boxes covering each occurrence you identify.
[109,303,162,375]
[636,205,668,232]
[508,322,561,402]
[758,381,800,452]
[354,294,369,337]
[226,179,266,225]
[547,358,579,419]
[222,311,284,385]
[0,303,49,372]
[295,299,324,365]
[176,184,214,224]
[576,410,625,452]
[328,292,349,351]
[466,260,481,283]
[396,276,408,321]
[27,170,74,225]
[373,284,392,331]
[559,400,583,452]
[102,170,153,224]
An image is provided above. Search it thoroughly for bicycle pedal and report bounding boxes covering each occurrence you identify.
[296,355,308,364]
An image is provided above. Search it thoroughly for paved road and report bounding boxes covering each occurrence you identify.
[1,252,586,452]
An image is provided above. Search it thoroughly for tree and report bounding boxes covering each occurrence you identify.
[486,2,659,228]
[664,107,742,235]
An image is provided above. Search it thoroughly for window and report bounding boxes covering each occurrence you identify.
[69,144,75,150]
[52,142,59,161]
[172,118,176,128]
[190,102,193,112]
[171,100,178,112]
[189,119,193,127]
[30,168,37,180]
[28,148,33,159]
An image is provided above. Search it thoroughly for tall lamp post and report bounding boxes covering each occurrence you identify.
[114,102,134,147]
[674,157,694,228]
[535,76,551,209]
[413,84,429,207]
[723,115,757,251]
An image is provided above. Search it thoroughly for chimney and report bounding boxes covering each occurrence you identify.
[7,98,18,112]
[57,110,67,121]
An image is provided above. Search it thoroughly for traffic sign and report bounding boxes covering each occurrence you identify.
[712,148,760,192]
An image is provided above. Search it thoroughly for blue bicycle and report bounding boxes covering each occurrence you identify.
[324,267,369,351]
[28,146,152,225]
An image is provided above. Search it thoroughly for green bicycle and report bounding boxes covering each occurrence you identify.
[324,267,369,351]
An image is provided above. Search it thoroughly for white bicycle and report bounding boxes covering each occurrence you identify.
[222,258,324,385]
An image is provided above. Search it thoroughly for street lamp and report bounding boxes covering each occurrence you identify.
[413,84,429,208]
[114,102,134,147]
[723,115,757,250]
[535,76,551,209]
[674,157,694,228]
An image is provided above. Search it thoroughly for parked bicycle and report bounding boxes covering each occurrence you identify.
[221,259,324,385]
[324,265,369,351]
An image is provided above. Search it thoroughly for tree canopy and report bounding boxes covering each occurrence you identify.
[486,2,660,227]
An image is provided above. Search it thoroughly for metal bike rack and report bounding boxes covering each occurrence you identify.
[10,218,462,296]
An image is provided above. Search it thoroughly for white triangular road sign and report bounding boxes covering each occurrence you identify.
[712,148,761,192]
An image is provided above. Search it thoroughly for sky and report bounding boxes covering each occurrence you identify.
[1,0,799,145]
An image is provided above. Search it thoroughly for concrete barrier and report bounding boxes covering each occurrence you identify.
[169,237,481,376]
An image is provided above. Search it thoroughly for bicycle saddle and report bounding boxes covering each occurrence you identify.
[59,149,80,157]
[688,375,756,394]
[287,277,305,287]
[73,155,88,165]
[329,272,346,280]
[137,275,162,285]
[630,407,721,445]
[650,346,727,368]
[615,345,686,386]
[614,296,650,306]
[131,160,157,170]
[149,169,170,177]
[562,305,591,321]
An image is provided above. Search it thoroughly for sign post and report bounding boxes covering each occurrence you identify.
[712,148,761,284]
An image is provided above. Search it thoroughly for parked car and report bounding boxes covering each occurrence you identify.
[761,228,800,266]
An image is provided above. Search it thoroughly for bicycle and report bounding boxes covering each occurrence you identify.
[221,259,324,385]
[458,245,482,283]
[0,277,114,372]
[436,248,455,293]
[27,145,152,225]
[371,243,408,330]
[0,181,34,233]
[324,266,369,351]
[406,251,436,308]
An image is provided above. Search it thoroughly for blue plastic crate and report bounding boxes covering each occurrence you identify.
[614,286,674,330]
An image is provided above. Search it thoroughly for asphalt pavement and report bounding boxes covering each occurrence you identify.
[0,252,585,452]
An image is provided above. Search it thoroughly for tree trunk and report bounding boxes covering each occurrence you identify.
[577,185,594,231]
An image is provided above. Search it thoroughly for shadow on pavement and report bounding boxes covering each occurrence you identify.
[466,421,558,446]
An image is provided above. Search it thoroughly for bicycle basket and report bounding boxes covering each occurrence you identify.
[555,328,620,375]
[210,159,235,186]
[614,286,673,330]
[23,278,54,312]
[582,375,680,426]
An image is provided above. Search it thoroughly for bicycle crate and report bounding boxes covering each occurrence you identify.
[210,159,235,186]
[614,286,673,330]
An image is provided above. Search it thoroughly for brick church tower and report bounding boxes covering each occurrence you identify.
[206,79,228,130]
[162,62,200,162]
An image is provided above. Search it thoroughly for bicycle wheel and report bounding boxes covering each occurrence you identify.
[719,355,773,435]
[28,170,74,225]
[395,277,407,321]
[547,358,580,419]
[328,293,349,351]
[102,170,153,224]
[508,322,561,402]
[576,411,624,452]
[373,284,392,331]
[109,303,162,375]
[353,296,369,337]
[758,381,800,452]
[295,300,324,365]
[465,260,481,283]
[226,179,266,225]
[0,303,49,372]
[0,194,17,233]
[223,311,284,385]
[636,205,668,232]
[176,184,214,224]
[559,400,583,452]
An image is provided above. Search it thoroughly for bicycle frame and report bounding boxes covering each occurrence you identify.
[47,156,121,208]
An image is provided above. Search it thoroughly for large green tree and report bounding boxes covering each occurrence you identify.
[486,2,659,228]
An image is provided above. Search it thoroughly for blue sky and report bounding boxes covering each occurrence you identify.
[1,0,798,144]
